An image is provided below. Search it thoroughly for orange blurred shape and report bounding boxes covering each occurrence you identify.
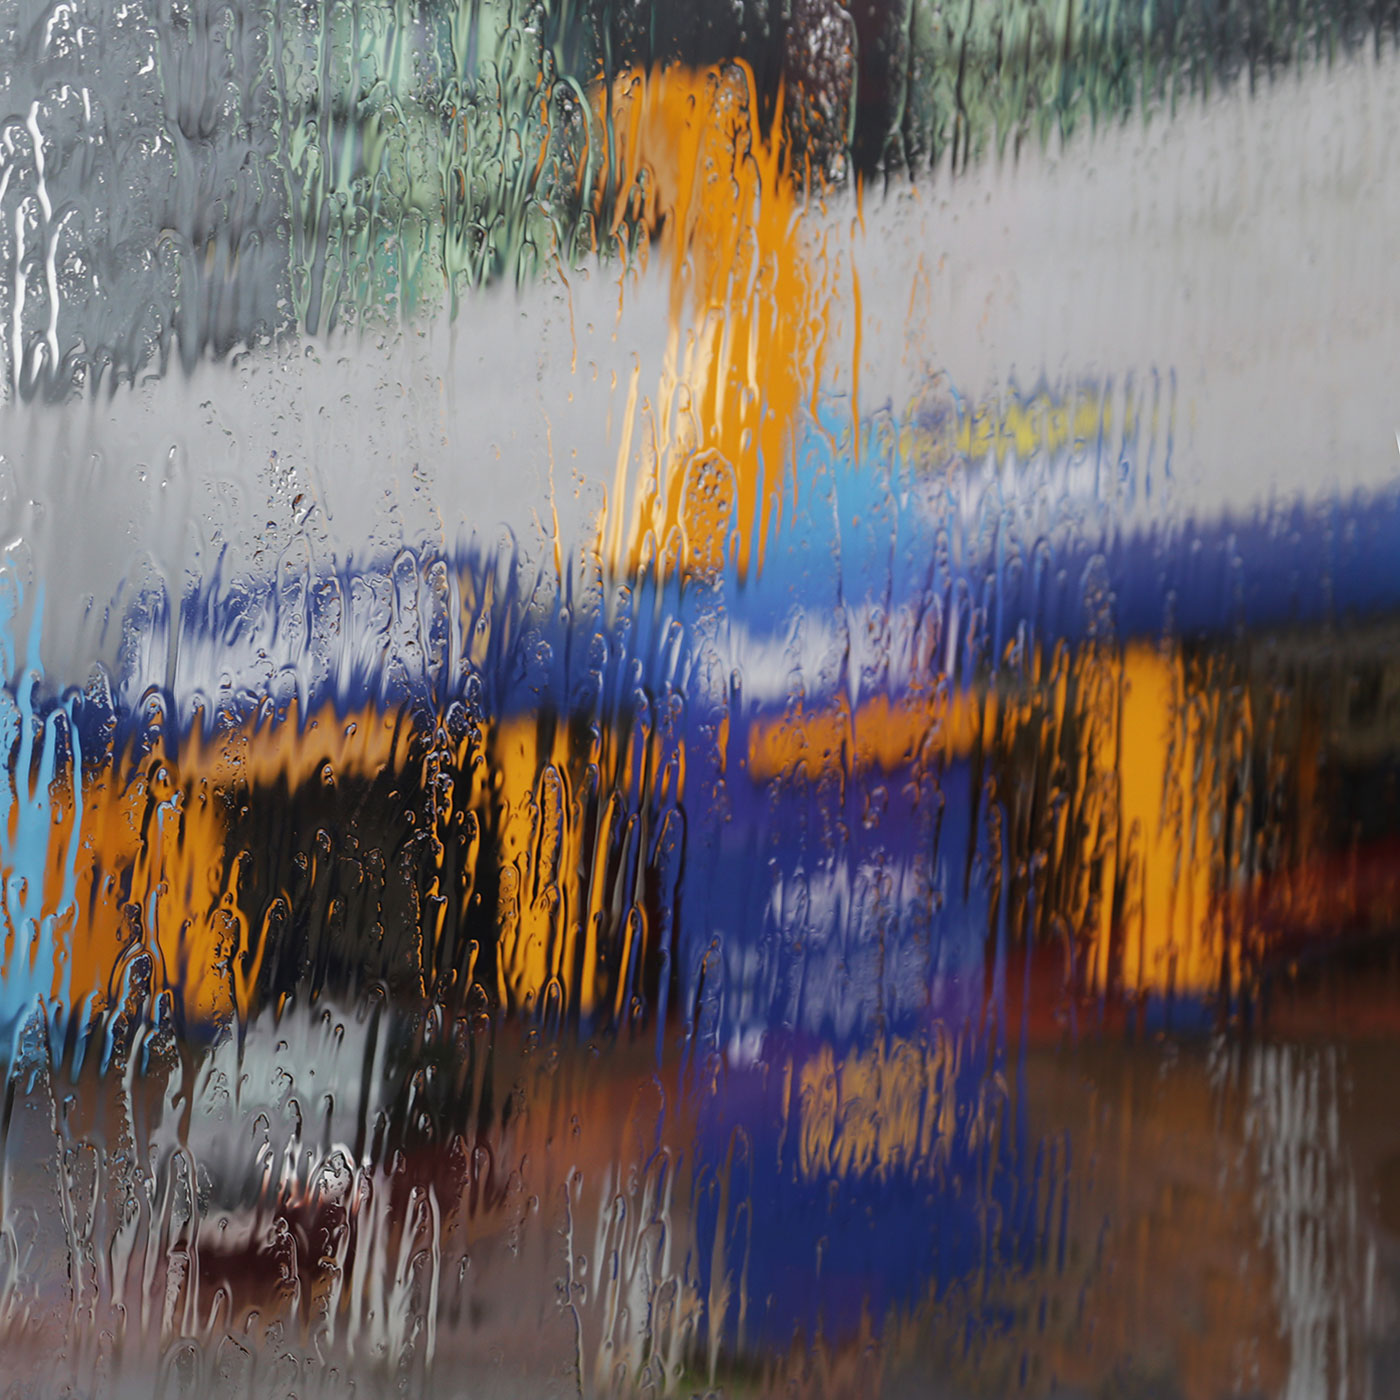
[746,646,1228,1001]
[598,62,828,579]
[48,696,670,1034]
[55,703,419,1030]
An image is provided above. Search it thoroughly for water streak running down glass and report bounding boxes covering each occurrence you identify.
[1,0,1399,1395]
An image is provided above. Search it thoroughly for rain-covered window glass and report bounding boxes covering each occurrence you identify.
[1,0,1398,1395]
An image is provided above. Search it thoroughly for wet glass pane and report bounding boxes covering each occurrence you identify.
[0,0,1397,1395]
